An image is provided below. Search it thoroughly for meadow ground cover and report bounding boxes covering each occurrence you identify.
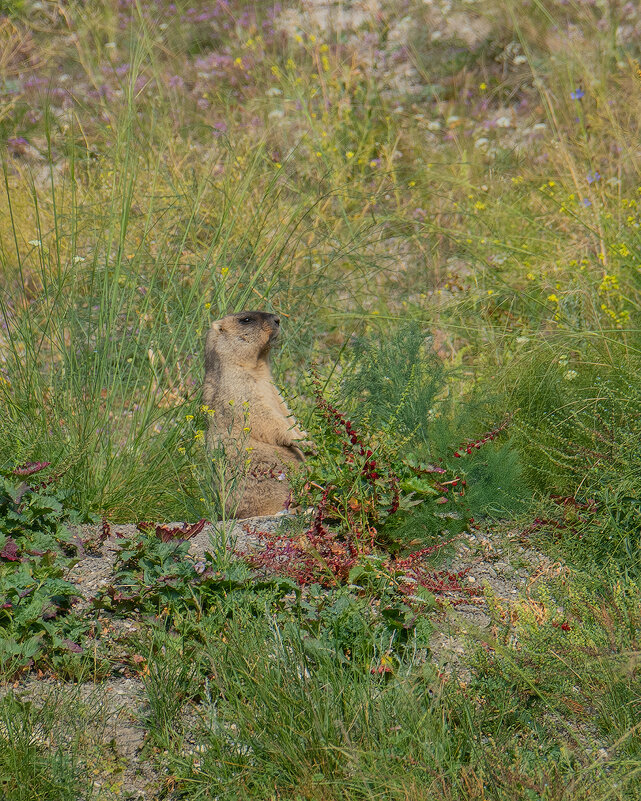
[2,0,641,798]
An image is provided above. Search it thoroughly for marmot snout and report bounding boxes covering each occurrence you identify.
[202,311,309,518]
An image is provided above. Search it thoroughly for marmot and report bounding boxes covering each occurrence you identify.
[202,311,310,518]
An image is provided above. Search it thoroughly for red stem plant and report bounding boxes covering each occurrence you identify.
[245,380,486,604]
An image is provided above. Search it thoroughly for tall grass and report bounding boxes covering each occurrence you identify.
[0,14,411,518]
[0,687,97,801]
[0,0,639,549]
[132,603,638,801]
[1,0,640,534]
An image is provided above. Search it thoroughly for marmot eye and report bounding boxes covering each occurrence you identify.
[239,316,254,324]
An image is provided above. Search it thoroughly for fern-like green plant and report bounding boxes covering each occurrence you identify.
[340,322,446,444]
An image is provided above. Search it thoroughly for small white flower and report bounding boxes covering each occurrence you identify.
[28,239,41,247]
[563,370,578,381]
[73,255,86,263]
[427,120,441,131]
[516,336,530,345]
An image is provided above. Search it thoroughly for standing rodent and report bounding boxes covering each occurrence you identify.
[202,311,310,518]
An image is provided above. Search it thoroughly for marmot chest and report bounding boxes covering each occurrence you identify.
[248,375,290,421]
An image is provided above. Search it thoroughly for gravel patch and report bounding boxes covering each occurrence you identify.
[65,515,288,602]
[63,515,554,675]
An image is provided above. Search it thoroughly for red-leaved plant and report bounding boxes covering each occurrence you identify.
[245,378,494,604]
[245,516,482,604]
[292,373,403,539]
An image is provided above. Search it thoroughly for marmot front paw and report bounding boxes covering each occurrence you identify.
[296,439,317,455]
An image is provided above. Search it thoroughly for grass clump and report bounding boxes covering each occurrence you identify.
[172,618,448,800]
[0,690,92,801]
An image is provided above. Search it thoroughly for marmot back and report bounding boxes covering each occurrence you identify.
[202,311,308,518]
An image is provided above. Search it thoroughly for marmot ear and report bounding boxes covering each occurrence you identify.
[210,321,224,334]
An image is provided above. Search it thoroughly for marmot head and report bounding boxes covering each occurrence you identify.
[205,311,281,368]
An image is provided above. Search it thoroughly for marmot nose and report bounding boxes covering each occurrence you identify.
[273,316,280,326]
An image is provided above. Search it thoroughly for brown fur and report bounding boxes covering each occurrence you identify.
[202,311,309,518]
